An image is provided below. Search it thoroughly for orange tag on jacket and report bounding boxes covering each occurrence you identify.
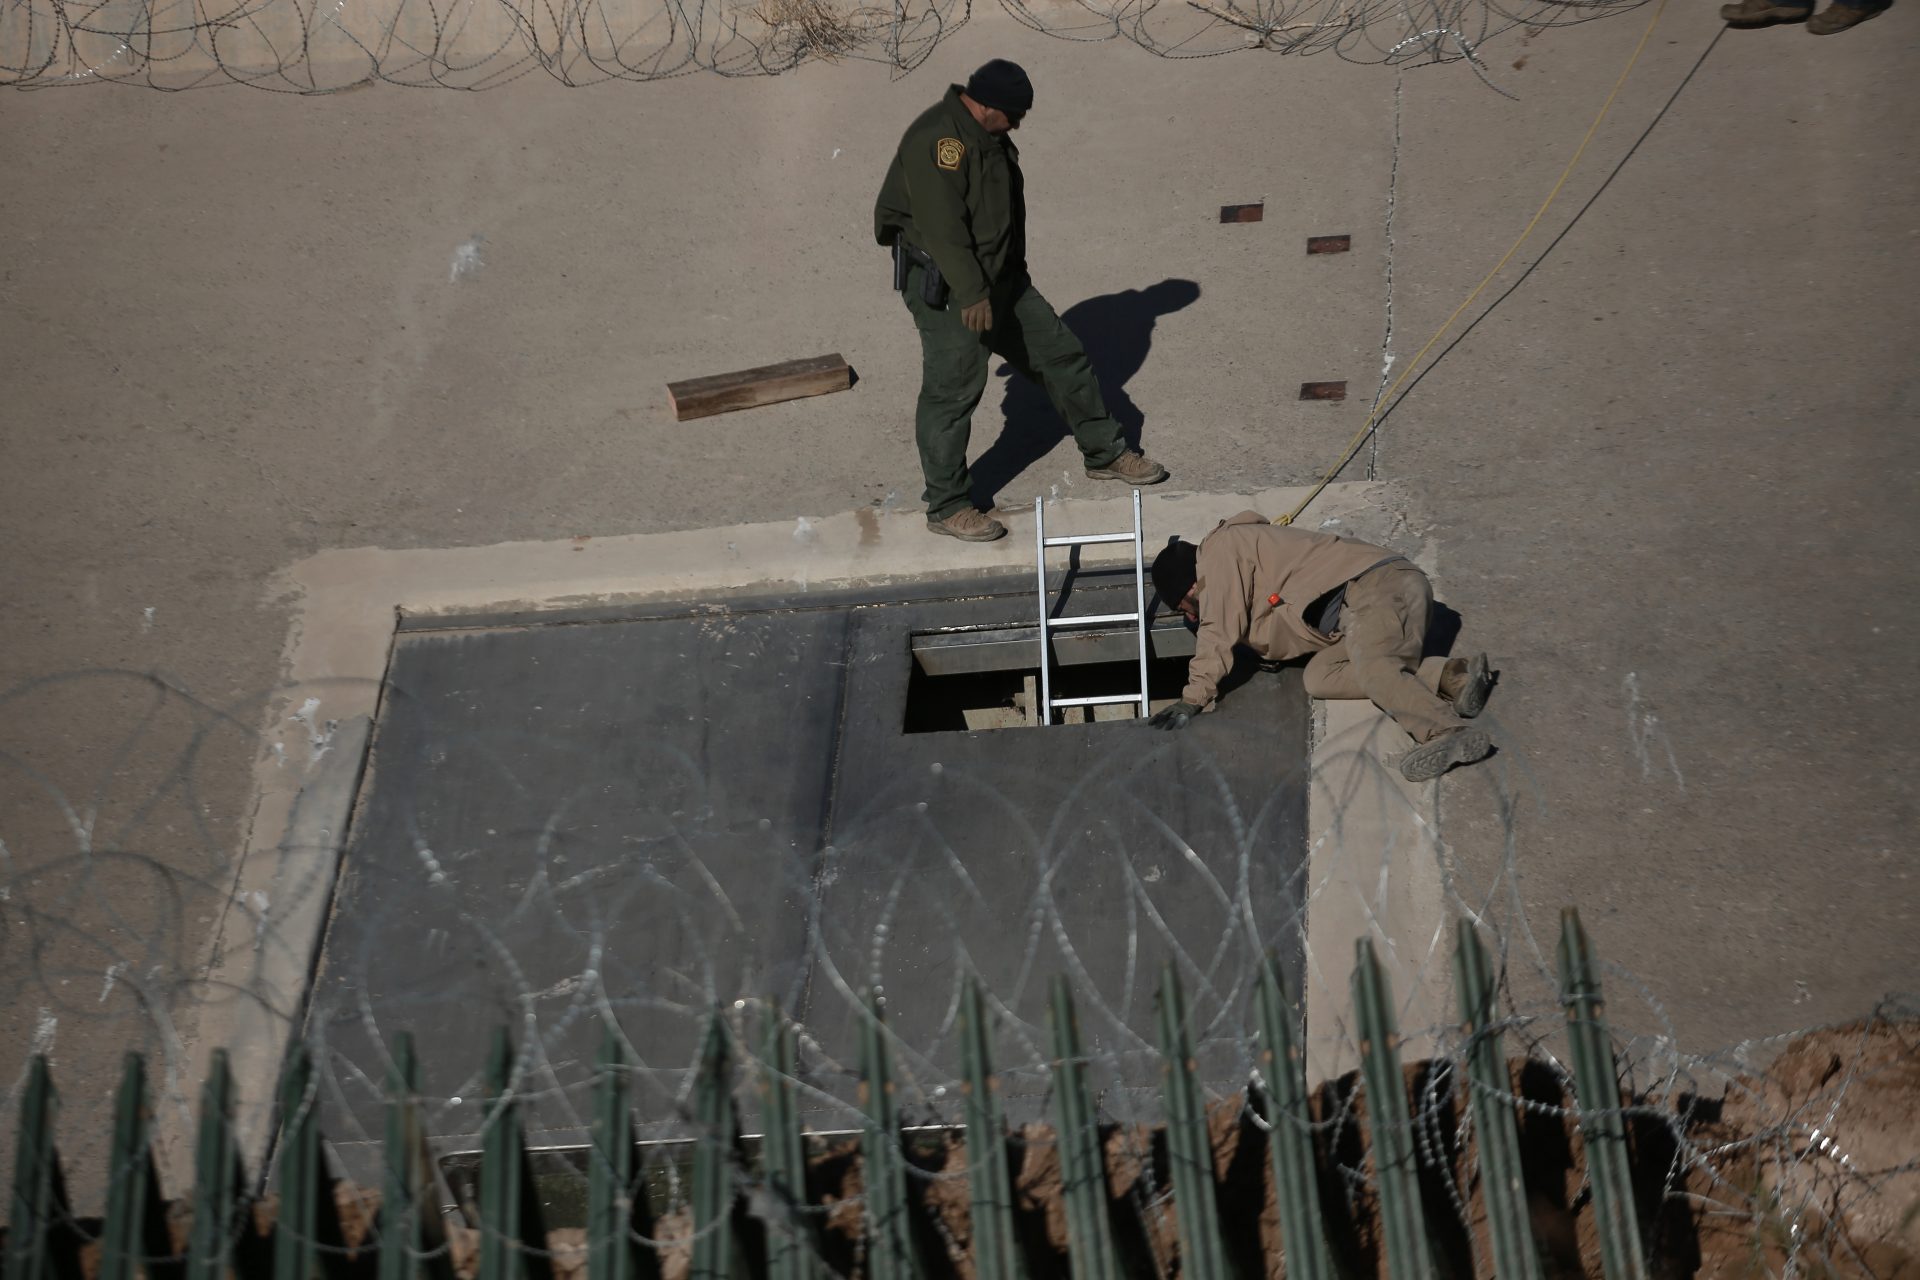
[1268,593,1281,606]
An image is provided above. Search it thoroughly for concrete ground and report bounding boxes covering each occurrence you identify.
[2,0,1917,1190]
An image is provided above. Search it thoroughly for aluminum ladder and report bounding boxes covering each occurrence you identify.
[1031,487,1151,725]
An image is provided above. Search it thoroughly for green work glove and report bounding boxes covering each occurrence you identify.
[1148,702,1201,731]
[960,299,993,333]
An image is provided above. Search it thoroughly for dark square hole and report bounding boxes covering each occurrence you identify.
[904,654,1193,733]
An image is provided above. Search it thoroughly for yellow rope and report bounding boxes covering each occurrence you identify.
[1275,0,1670,527]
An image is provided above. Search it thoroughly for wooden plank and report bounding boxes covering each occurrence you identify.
[666,353,850,421]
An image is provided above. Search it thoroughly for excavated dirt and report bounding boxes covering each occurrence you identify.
[10,1019,1915,1278]
[1689,1017,1920,1280]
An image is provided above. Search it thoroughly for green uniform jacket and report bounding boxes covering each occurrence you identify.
[873,85,1027,309]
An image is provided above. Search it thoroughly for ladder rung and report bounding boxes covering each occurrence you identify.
[1050,694,1146,708]
[1046,612,1139,628]
[1042,532,1136,547]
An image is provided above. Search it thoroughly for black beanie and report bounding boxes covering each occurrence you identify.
[1150,539,1198,611]
[965,59,1034,115]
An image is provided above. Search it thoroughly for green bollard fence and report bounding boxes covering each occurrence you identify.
[0,903,1670,1280]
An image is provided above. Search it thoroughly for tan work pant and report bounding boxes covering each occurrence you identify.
[1301,563,1465,745]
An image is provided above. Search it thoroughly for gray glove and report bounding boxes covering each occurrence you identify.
[1148,702,1202,731]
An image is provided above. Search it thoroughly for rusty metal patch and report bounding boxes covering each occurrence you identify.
[1298,382,1348,401]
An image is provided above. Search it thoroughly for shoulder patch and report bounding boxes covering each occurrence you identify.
[934,137,965,171]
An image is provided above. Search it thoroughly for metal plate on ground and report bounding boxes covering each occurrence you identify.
[308,576,1309,1173]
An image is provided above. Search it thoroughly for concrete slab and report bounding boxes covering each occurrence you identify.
[302,578,1311,1179]
[1380,2,1920,1046]
[173,482,1431,1171]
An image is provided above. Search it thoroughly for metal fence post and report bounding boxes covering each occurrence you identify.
[689,1010,745,1280]
[382,1033,452,1280]
[758,1003,820,1280]
[273,1043,332,1280]
[1352,939,1438,1280]
[1048,977,1118,1280]
[188,1051,244,1280]
[1253,956,1335,1280]
[960,978,1020,1280]
[1155,965,1230,1280]
[9,1056,81,1280]
[1454,925,1544,1280]
[857,992,919,1280]
[1558,910,1648,1280]
[480,1029,551,1280]
[100,1052,174,1280]
[588,1022,657,1280]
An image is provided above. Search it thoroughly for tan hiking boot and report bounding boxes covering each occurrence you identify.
[1720,0,1811,24]
[1085,450,1168,486]
[927,508,1008,542]
[1807,1,1883,31]
[1439,652,1494,718]
[1398,727,1493,782]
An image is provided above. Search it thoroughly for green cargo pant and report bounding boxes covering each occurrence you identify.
[903,266,1128,520]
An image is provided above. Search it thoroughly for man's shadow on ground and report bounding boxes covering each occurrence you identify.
[971,278,1201,511]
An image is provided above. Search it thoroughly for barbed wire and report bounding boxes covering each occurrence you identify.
[1,664,1915,1276]
[0,0,1648,91]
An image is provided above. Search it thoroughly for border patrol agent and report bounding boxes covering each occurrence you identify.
[874,59,1169,543]
[1147,513,1498,782]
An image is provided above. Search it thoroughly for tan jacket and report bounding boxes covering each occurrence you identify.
[1181,512,1401,709]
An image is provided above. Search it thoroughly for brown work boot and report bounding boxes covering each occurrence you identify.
[927,507,1008,542]
[1438,652,1494,718]
[1085,450,1168,486]
[1398,727,1493,783]
[1720,0,1812,23]
[1807,0,1883,31]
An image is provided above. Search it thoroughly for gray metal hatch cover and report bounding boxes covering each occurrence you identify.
[306,576,1310,1168]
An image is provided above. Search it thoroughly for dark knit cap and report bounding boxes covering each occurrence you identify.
[965,59,1034,115]
[1150,539,1198,611]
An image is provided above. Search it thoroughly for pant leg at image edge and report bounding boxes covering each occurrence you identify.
[908,282,992,519]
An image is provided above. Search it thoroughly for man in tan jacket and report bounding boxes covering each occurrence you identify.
[1146,512,1495,782]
